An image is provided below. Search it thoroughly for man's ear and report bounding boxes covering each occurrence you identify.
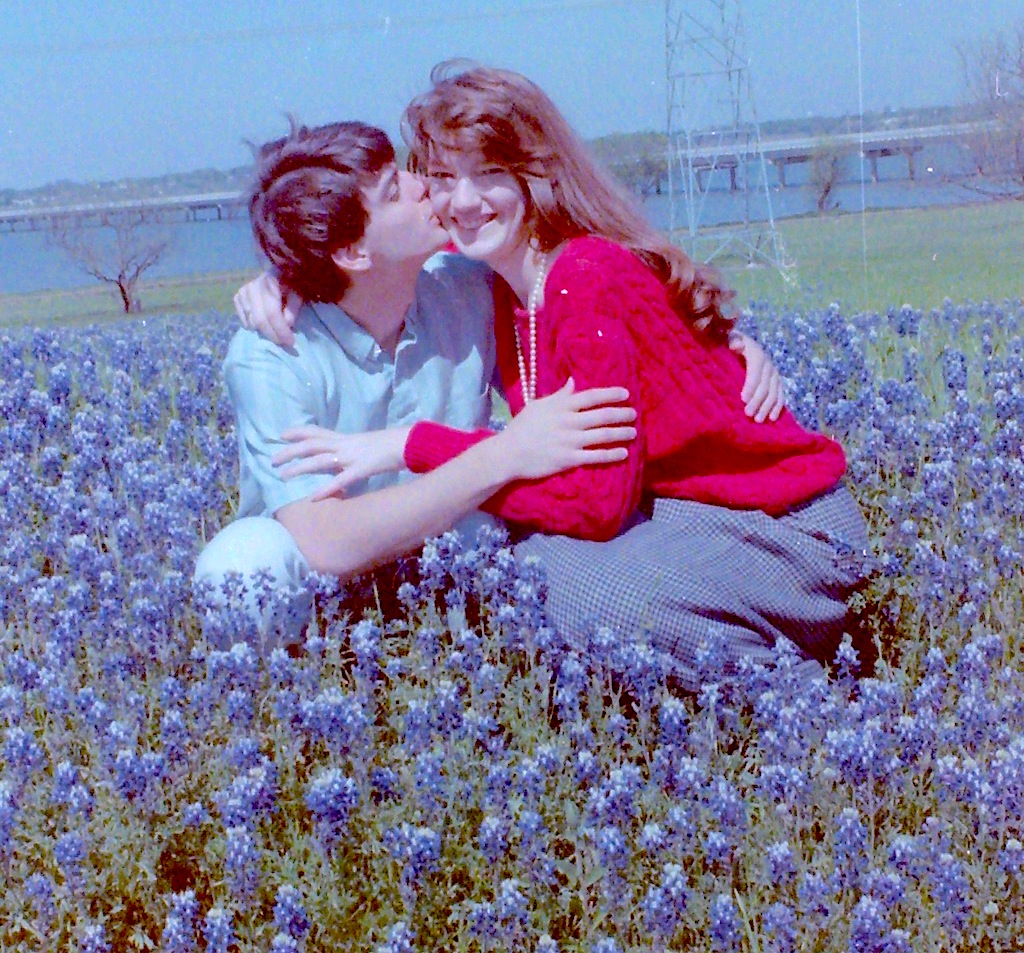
[331,244,372,274]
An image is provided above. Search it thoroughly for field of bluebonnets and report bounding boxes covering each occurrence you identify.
[1,294,1022,953]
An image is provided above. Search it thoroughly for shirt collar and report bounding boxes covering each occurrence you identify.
[306,301,418,365]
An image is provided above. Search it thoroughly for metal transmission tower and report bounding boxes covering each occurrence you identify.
[665,0,788,271]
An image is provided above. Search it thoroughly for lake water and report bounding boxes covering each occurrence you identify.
[0,141,1008,296]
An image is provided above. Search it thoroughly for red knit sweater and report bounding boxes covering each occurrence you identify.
[405,237,846,541]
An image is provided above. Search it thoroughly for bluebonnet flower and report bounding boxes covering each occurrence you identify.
[300,687,370,756]
[430,678,463,736]
[202,907,235,953]
[886,834,923,877]
[998,837,1024,878]
[465,901,498,942]
[757,762,812,807]
[638,821,667,854]
[495,878,529,937]
[80,922,112,953]
[671,754,707,800]
[574,748,601,787]
[223,825,261,905]
[350,618,382,683]
[762,901,797,953]
[0,683,25,725]
[929,852,972,936]
[226,688,254,726]
[374,921,415,953]
[514,755,546,805]
[160,709,189,762]
[55,829,88,884]
[797,871,834,919]
[25,872,56,925]
[593,823,630,873]
[477,814,510,866]
[766,840,796,887]
[587,764,642,827]
[161,890,198,953]
[861,868,905,909]
[412,748,447,814]
[215,761,279,828]
[4,725,46,782]
[182,801,210,828]
[224,736,264,771]
[273,884,310,939]
[269,934,302,953]
[484,761,513,812]
[709,892,741,952]
[384,823,441,899]
[554,654,587,721]
[704,829,732,865]
[882,929,913,953]
[604,710,629,746]
[833,809,870,886]
[370,766,401,804]
[112,749,166,803]
[305,768,360,853]
[413,624,440,667]
[591,939,622,953]
[707,775,746,833]
[641,862,688,939]
[658,694,691,748]
[849,896,890,952]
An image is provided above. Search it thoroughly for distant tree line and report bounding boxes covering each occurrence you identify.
[958,19,1024,184]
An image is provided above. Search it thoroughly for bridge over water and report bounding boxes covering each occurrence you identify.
[0,120,999,232]
[0,190,247,233]
[676,120,996,190]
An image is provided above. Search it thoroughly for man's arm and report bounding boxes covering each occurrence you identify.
[275,379,636,577]
[276,434,512,576]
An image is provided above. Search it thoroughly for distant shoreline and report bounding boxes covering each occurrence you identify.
[3,200,1022,329]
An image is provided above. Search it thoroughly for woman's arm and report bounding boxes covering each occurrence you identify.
[235,272,301,347]
[406,292,648,541]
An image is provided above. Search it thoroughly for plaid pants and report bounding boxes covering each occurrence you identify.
[515,482,868,691]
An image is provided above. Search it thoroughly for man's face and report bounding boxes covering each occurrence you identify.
[357,163,449,266]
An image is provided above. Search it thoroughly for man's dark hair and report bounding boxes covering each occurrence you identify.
[248,119,394,303]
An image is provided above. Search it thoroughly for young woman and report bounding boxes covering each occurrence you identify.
[246,63,867,688]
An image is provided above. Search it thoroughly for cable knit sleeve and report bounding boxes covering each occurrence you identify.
[404,245,647,540]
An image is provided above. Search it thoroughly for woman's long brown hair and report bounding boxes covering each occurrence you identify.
[402,60,735,338]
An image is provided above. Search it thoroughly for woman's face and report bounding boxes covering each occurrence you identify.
[425,149,529,270]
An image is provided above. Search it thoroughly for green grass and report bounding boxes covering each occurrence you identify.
[2,200,1022,329]
[0,269,256,328]
[715,198,1024,313]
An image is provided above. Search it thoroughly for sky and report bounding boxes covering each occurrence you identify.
[1,0,1020,191]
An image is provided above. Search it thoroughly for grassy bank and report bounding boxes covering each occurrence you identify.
[0,269,255,328]
[2,200,1021,329]
[720,198,1024,312]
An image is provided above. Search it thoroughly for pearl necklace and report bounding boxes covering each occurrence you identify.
[513,254,548,404]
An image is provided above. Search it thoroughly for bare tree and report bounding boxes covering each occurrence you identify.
[49,212,170,313]
[809,141,850,213]
[591,132,668,198]
[958,21,1024,184]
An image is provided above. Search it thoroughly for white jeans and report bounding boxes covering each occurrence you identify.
[193,516,312,650]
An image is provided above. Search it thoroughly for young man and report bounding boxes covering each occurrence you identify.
[194,120,636,643]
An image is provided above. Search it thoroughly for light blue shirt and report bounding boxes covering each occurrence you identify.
[223,253,496,533]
